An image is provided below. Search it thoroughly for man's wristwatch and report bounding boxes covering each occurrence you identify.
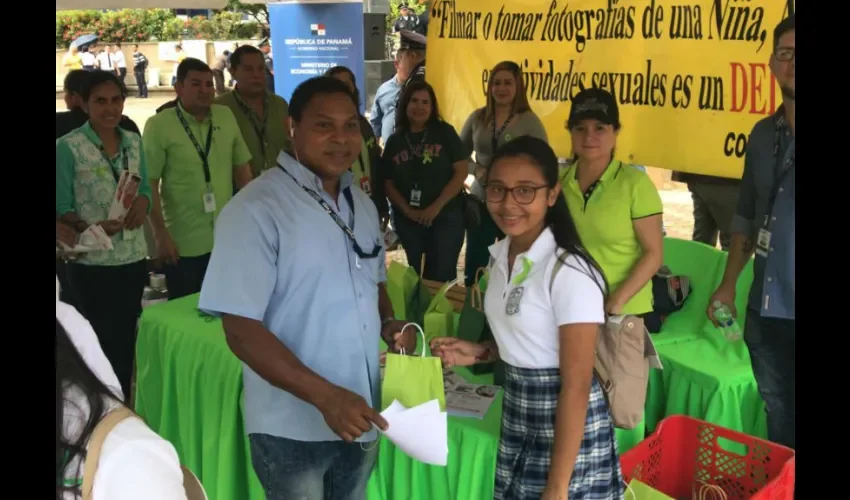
[381,317,395,326]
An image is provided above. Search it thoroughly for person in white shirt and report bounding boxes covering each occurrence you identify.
[80,47,96,71]
[57,279,191,500]
[112,43,127,84]
[431,136,624,499]
[96,45,115,73]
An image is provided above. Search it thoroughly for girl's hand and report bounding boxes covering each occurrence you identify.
[540,486,567,500]
[429,338,487,367]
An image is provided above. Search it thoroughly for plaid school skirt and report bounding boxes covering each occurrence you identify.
[495,364,624,500]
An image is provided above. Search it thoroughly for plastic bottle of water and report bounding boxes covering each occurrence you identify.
[712,301,742,341]
[142,273,169,309]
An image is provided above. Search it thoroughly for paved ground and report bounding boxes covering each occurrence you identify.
[59,95,699,272]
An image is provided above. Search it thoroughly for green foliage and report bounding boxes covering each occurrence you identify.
[56,9,260,48]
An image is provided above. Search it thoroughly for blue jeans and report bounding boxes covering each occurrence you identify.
[393,207,465,283]
[249,434,378,500]
[744,311,795,449]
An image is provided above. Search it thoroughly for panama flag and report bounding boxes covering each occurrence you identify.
[310,23,326,36]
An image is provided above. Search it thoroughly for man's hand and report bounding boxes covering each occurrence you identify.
[155,231,180,265]
[97,220,124,236]
[419,202,442,227]
[707,283,737,326]
[317,386,388,442]
[124,196,149,230]
[56,220,77,248]
[382,320,417,353]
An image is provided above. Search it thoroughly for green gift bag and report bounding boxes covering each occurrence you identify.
[386,262,421,322]
[456,269,487,344]
[423,277,464,342]
[625,479,675,500]
[381,323,446,411]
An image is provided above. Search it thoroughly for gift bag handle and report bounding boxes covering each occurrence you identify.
[399,322,428,358]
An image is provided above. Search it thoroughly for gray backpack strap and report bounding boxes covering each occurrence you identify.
[549,250,565,294]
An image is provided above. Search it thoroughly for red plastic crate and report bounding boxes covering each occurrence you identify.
[620,416,795,499]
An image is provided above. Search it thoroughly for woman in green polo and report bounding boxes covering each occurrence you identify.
[561,87,664,323]
[381,81,469,282]
[56,70,152,398]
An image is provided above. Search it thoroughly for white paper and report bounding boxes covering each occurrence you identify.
[443,369,500,419]
[380,399,448,467]
[59,224,114,253]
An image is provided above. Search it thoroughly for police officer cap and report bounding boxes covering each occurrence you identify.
[399,30,426,51]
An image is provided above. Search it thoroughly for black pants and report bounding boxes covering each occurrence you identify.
[134,68,148,97]
[162,253,211,301]
[66,260,147,398]
[117,67,127,85]
[393,208,465,282]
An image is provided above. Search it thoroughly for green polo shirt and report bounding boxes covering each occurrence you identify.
[143,102,252,257]
[561,160,663,315]
[215,89,291,177]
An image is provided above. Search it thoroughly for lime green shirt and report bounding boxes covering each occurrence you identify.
[56,122,152,266]
[214,89,291,177]
[561,160,663,315]
[143,102,252,257]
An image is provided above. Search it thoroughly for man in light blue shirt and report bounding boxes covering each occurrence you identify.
[709,16,795,450]
[369,41,424,146]
[199,77,415,500]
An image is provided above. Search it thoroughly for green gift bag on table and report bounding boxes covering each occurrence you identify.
[457,268,488,344]
[386,262,431,324]
[423,277,464,342]
[381,323,446,411]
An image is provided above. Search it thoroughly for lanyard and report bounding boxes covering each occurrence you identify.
[175,105,214,185]
[404,129,429,186]
[278,163,382,259]
[492,111,515,152]
[94,143,129,183]
[233,91,269,158]
[764,113,794,226]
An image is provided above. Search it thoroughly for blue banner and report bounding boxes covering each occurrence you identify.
[269,1,365,114]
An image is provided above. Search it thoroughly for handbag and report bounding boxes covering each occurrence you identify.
[381,323,447,411]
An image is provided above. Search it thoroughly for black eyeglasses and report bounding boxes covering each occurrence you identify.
[774,47,795,62]
[485,185,549,205]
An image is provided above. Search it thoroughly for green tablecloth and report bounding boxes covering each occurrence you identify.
[135,295,644,500]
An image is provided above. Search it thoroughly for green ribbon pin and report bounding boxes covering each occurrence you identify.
[366,137,375,148]
[422,151,433,164]
[504,133,513,142]
[511,257,533,285]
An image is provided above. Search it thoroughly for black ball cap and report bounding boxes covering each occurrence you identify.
[567,87,619,129]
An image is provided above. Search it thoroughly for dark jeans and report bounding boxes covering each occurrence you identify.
[393,208,465,282]
[66,260,147,398]
[688,182,740,251]
[249,434,378,500]
[117,67,127,85]
[56,258,79,309]
[162,253,211,301]
[464,205,504,286]
[744,311,795,449]
[134,68,147,97]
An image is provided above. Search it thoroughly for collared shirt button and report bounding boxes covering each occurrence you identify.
[767,277,773,282]
[778,187,784,193]
[771,216,777,221]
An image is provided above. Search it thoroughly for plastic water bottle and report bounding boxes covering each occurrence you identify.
[712,301,742,341]
[142,273,169,309]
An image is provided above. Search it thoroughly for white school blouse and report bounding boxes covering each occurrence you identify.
[484,228,606,369]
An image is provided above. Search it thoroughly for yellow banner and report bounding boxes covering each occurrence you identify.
[427,0,794,178]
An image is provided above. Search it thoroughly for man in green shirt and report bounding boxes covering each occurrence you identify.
[143,58,254,300]
[215,45,292,178]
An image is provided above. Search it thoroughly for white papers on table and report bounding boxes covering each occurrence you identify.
[381,399,448,466]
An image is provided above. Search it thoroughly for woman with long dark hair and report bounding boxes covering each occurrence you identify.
[57,289,189,499]
[56,70,151,397]
[381,80,469,281]
[324,65,389,221]
[430,136,624,499]
[460,60,548,285]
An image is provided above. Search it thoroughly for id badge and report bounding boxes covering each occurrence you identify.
[410,189,422,208]
[203,189,217,214]
[755,228,771,257]
[360,177,372,195]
